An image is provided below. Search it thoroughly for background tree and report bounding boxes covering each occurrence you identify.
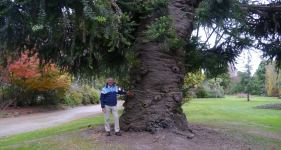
[229,70,252,99]
[245,53,252,101]
[251,61,266,95]
[228,61,266,96]
[265,62,281,97]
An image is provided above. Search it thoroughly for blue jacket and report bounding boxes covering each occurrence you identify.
[100,84,126,108]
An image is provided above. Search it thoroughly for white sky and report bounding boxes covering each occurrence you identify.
[235,50,263,75]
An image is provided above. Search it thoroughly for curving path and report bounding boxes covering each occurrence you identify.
[0,101,124,137]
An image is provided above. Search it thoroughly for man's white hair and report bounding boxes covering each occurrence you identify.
[107,77,114,82]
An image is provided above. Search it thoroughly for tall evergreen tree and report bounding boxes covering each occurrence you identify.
[245,53,252,101]
[252,61,266,95]
[1,0,281,134]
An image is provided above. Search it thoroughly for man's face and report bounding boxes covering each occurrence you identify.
[107,78,114,86]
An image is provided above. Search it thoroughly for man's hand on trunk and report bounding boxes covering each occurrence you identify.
[126,91,134,97]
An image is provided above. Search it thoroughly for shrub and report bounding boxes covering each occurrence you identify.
[0,86,19,109]
[63,84,100,106]
[81,85,100,105]
[195,82,225,98]
[63,91,83,106]
[205,88,224,98]
[90,89,100,104]
[183,71,205,98]
[6,51,71,105]
[195,86,208,98]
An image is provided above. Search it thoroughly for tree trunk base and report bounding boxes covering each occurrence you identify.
[120,0,201,134]
[120,90,190,133]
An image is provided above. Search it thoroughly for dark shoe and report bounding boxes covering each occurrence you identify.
[106,132,111,136]
[115,132,122,136]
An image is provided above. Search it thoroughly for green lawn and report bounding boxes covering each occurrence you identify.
[0,116,105,149]
[184,96,281,133]
[1,96,281,149]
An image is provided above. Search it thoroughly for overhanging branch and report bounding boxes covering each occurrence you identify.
[241,4,281,12]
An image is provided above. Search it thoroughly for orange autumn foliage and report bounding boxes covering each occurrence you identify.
[8,51,71,97]
[8,52,40,79]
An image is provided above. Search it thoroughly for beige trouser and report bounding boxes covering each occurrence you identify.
[104,105,120,132]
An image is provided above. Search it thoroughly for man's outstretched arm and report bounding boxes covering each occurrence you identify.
[117,87,134,97]
[117,87,126,95]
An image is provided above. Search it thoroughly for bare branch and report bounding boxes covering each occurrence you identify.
[203,25,218,48]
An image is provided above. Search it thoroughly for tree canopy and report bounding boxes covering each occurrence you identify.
[1,0,281,133]
[1,0,281,78]
[0,0,134,79]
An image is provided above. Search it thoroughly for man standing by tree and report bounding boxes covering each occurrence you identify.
[2,0,281,136]
[100,77,130,136]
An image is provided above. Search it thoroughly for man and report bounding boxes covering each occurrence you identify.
[100,77,131,136]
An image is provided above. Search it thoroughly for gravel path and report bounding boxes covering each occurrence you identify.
[0,101,123,137]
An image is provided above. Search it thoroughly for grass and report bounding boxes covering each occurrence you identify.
[0,115,104,149]
[1,96,281,149]
[183,96,281,133]
[183,96,281,149]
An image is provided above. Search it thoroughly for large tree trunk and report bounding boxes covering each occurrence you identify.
[120,0,201,133]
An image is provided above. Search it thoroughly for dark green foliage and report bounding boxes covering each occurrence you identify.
[241,3,281,69]
[195,86,207,98]
[197,0,243,27]
[229,71,256,95]
[146,16,173,41]
[1,85,63,106]
[229,72,245,94]
[0,85,19,109]
[0,0,135,79]
[146,16,183,50]
[193,0,281,77]
[228,61,266,95]
[185,37,240,78]
[117,0,169,15]
[245,2,281,64]
[251,61,266,95]
[1,0,281,91]
[260,41,281,69]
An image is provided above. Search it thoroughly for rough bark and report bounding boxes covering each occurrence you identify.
[120,0,201,133]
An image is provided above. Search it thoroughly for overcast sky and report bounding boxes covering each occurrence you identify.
[235,50,263,75]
